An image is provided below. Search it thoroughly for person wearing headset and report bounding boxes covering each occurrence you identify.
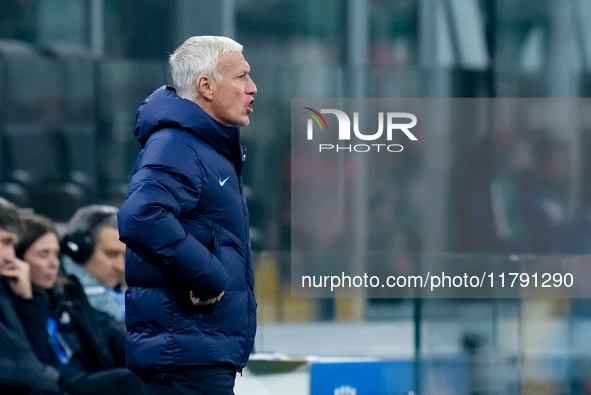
[61,205,127,324]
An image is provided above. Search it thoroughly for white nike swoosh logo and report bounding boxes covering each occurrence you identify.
[219,176,230,186]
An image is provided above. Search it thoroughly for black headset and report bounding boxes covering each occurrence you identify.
[60,206,118,264]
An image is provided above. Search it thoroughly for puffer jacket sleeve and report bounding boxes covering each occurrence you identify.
[118,132,228,301]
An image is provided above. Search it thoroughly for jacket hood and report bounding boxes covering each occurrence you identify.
[134,86,241,161]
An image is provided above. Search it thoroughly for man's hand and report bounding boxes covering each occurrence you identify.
[190,290,224,306]
[0,258,33,299]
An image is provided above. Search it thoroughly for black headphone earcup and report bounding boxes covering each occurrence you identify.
[61,206,118,265]
[61,232,94,264]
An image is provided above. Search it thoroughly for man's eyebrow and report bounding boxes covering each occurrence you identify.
[0,235,17,244]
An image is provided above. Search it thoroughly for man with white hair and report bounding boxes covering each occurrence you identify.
[118,36,257,394]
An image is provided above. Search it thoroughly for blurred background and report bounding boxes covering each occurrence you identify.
[2,0,591,393]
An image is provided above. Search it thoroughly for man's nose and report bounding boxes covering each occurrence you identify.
[2,248,15,264]
[114,255,125,272]
[247,78,257,95]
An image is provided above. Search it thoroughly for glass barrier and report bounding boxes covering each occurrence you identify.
[254,250,591,395]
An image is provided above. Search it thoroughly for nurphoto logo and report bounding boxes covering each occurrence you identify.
[302,107,418,153]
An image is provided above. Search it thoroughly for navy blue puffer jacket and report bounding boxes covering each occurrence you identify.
[118,86,256,377]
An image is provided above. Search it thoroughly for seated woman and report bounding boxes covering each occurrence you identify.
[8,214,143,395]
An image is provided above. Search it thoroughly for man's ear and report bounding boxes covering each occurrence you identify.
[196,75,214,101]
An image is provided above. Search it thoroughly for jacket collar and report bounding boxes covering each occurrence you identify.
[134,86,242,162]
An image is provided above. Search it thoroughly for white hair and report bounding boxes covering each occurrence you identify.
[169,36,243,101]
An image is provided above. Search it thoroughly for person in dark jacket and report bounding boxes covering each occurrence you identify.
[9,214,143,395]
[0,197,62,394]
[118,35,257,394]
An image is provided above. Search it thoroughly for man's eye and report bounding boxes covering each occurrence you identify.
[1,238,13,247]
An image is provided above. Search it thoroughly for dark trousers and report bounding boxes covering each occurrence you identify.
[141,371,236,395]
[65,367,144,395]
